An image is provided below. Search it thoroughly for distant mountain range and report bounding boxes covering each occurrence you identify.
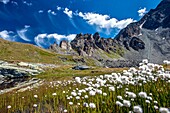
[56,0,170,64]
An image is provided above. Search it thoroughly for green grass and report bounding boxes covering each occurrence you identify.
[36,66,127,81]
[0,76,169,113]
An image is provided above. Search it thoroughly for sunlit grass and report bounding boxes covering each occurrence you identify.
[0,61,169,113]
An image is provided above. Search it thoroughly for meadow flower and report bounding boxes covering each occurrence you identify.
[159,107,170,113]
[117,96,123,100]
[123,100,131,107]
[33,104,38,108]
[63,109,68,112]
[147,96,152,100]
[52,93,57,96]
[75,77,81,83]
[138,92,147,98]
[109,86,115,91]
[89,103,96,108]
[7,105,11,109]
[145,100,150,104]
[89,90,96,96]
[83,102,89,107]
[34,95,38,98]
[116,101,123,107]
[103,92,107,96]
[77,103,80,106]
[67,97,70,100]
[69,102,73,105]
[76,96,80,100]
[154,100,158,104]
[126,91,136,98]
[133,105,143,113]
[96,89,102,94]
[77,92,81,96]
[71,92,77,96]
[154,105,158,110]
[84,95,88,99]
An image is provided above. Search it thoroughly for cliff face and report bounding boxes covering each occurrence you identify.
[115,0,170,63]
[70,32,123,57]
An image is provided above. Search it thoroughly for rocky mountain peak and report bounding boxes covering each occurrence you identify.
[70,32,120,57]
[115,0,170,63]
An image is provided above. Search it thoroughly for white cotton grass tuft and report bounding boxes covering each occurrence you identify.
[116,101,123,107]
[89,103,96,108]
[33,104,38,108]
[71,92,77,96]
[133,105,143,113]
[76,96,80,100]
[69,102,73,105]
[159,107,170,113]
[117,95,123,100]
[138,92,147,98]
[83,102,89,107]
[154,105,158,110]
[75,77,81,83]
[123,100,131,107]
[109,86,115,91]
[63,109,68,112]
[34,95,38,98]
[52,93,57,96]
[145,100,150,104]
[84,95,89,99]
[103,92,107,96]
[7,105,11,109]
[89,90,96,96]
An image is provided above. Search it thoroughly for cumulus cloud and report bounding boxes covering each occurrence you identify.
[63,8,73,18]
[34,33,76,48]
[0,30,17,41]
[57,6,61,11]
[0,0,10,4]
[17,25,32,42]
[138,7,147,17]
[78,12,135,29]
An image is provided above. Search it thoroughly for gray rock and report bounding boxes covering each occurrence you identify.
[72,65,90,70]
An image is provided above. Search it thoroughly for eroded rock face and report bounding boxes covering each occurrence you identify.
[59,40,71,50]
[70,32,119,56]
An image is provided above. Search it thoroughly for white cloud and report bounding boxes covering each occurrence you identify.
[11,1,18,5]
[38,10,43,13]
[57,6,61,11]
[23,1,32,6]
[17,25,31,42]
[34,33,76,47]
[78,12,135,29]
[138,7,147,17]
[0,0,10,4]
[48,10,56,15]
[0,30,17,41]
[63,8,73,18]
[51,11,56,15]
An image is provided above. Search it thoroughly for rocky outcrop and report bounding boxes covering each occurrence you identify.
[70,32,121,57]
[59,40,71,50]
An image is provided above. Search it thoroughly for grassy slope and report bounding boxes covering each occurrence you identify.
[0,38,74,64]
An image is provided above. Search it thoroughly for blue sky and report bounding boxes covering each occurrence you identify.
[0,0,161,48]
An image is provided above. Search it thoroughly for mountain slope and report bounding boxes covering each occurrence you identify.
[0,38,64,64]
[115,0,170,63]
